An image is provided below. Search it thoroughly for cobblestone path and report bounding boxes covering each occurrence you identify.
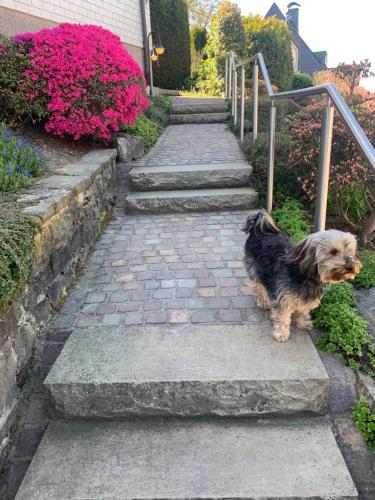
[65,211,264,329]
[134,123,245,166]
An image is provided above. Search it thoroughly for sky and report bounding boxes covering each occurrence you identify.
[236,0,375,90]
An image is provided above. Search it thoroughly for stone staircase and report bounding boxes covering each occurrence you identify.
[15,99,358,499]
[16,324,358,499]
[169,97,228,124]
[126,98,258,214]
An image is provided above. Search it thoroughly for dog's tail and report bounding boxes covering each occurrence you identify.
[242,209,280,236]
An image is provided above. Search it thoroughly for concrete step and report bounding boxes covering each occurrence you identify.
[125,187,258,214]
[170,112,228,124]
[171,102,228,115]
[45,324,328,418]
[129,162,252,191]
[16,418,358,499]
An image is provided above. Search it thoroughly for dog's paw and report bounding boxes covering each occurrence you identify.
[273,328,290,342]
[298,319,313,331]
[293,315,313,331]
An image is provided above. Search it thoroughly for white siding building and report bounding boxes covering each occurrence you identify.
[0,0,151,70]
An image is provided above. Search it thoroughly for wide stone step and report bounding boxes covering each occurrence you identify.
[129,162,252,191]
[45,324,328,418]
[170,112,228,124]
[171,102,228,114]
[16,418,358,499]
[125,187,258,214]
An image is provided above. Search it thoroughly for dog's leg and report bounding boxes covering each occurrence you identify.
[292,311,313,331]
[270,293,296,342]
[252,280,271,310]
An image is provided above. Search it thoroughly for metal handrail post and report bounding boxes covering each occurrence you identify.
[231,64,235,116]
[225,57,228,99]
[315,103,335,231]
[234,70,238,125]
[252,63,259,141]
[266,101,276,213]
[240,66,245,142]
[228,55,232,100]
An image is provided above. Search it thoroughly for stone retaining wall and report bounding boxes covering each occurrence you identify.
[0,149,118,453]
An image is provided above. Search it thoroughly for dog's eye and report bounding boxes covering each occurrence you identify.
[330,249,339,256]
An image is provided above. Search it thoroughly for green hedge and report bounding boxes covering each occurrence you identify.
[150,0,191,89]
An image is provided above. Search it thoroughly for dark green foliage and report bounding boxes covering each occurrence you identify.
[271,199,309,242]
[0,198,37,311]
[121,116,162,151]
[190,25,207,77]
[145,95,171,126]
[0,35,47,127]
[196,0,246,95]
[244,131,300,206]
[243,15,294,90]
[314,282,375,376]
[0,124,45,191]
[292,71,314,90]
[191,25,207,52]
[353,251,375,289]
[352,399,375,453]
[150,0,191,89]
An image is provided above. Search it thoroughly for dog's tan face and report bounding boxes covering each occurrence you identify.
[294,230,362,284]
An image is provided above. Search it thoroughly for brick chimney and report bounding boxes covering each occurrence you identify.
[286,2,300,33]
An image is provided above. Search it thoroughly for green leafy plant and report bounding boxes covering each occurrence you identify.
[353,251,375,289]
[121,115,162,151]
[0,199,37,311]
[244,131,300,206]
[145,95,171,126]
[0,124,45,191]
[243,15,294,90]
[272,199,309,242]
[292,71,314,90]
[314,282,375,376]
[196,0,246,95]
[352,398,375,453]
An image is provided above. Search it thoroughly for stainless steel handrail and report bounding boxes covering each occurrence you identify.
[226,51,375,231]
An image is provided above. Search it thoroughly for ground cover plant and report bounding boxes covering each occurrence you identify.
[352,398,375,453]
[353,251,375,289]
[271,199,309,242]
[121,116,162,151]
[0,196,37,311]
[0,124,44,191]
[313,282,375,376]
[2,24,148,141]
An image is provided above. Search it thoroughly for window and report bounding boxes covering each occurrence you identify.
[291,42,299,70]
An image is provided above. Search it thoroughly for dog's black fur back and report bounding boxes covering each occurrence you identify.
[243,210,323,303]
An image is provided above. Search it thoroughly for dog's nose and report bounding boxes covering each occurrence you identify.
[346,262,355,272]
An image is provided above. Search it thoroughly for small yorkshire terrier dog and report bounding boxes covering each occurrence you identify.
[243,210,362,342]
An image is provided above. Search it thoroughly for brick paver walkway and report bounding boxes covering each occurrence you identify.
[134,124,244,166]
[64,211,263,330]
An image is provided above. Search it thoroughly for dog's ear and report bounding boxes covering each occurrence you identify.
[291,237,320,281]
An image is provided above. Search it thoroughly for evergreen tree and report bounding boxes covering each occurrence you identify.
[150,0,191,89]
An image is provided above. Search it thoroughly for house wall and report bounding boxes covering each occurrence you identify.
[0,1,151,69]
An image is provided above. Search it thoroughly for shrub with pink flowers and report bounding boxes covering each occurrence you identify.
[287,102,375,213]
[13,24,148,141]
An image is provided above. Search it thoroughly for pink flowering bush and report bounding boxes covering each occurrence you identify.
[13,24,148,141]
[287,102,374,199]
